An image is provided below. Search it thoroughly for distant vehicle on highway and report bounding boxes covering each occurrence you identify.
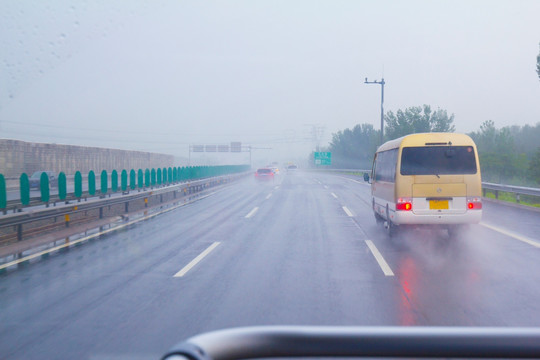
[270,166,280,175]
[29,171,57,190]
[286,164,298,172]
[255,168,275,181]
[365,132,482,237]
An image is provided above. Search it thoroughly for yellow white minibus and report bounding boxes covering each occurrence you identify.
[365,132,482,236]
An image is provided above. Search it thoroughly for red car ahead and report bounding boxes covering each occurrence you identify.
[255,168,274,181]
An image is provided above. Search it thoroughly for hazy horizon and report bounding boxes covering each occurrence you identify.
[1,0,539,165]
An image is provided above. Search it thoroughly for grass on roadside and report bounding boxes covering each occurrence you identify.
[339,171,368,177]
[483,190,540,208]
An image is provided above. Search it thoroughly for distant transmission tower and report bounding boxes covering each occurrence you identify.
[304,124,326,152]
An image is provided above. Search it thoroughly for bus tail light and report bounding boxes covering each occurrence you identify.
[396,198,412,211]
[467,197,482,210]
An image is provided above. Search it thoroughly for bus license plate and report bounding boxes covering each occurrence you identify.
[430,200,449,210]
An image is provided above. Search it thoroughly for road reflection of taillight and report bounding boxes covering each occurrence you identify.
[398,256,418,325]
[396,198,412,211]
[467,197,482,210]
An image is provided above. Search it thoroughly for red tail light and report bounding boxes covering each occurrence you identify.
[467,197,482,210]
[396,198,412,211]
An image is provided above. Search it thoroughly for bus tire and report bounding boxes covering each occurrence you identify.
[373,200,384,224]
[385,205,397,237]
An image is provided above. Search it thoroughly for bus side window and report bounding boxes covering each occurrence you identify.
[375,150,397,183]
[372,153,377,179]
[373,153,381,182]
[390,148,398,182]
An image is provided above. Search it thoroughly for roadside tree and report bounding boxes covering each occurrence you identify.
[528,148,540,184]
[537,42,540,80]
[469,121,528,182]
[384,105,455,140]
[328,123,379,169]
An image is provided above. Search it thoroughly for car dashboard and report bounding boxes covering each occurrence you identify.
[162,326,540,360]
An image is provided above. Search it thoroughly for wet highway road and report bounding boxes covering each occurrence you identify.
[1,171,540,359]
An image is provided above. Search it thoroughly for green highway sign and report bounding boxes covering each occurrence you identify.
[314,152,332,165]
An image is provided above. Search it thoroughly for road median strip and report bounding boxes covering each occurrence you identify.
[0,189,223,270]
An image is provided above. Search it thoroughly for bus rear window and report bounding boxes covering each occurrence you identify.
[400,146,477,175]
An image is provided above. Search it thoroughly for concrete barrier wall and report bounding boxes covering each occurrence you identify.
[0,139,174,178]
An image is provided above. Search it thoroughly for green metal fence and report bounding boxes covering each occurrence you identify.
[0,165,250,212]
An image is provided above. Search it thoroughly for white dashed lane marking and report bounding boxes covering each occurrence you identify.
[365,240,394,276]
[342,206,354,217]
[245,207,259,218]
[173,242,221,278]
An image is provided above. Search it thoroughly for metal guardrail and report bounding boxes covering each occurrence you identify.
[4,191,95,214]
[482,182,540,201]
[311,168,540,202]
[162,326,540,359]
[0,173,247,243]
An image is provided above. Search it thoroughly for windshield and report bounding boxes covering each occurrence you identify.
[1,1,540,359]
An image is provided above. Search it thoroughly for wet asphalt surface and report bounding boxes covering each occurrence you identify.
[1,171,540,359]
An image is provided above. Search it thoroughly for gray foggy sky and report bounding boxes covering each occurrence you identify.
[1,0,539,164]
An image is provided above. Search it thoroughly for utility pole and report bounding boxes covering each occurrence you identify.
[364,77,385,145]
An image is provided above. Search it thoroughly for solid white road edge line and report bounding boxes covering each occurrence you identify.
[342,206,354,217]
[173,242,221,278]
[365,240,395,276]
[331,192,338,199]
[480,222,540,248]
[245,207,259,218]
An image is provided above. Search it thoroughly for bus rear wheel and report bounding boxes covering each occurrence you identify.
[384,205,397,237]
[385,221,397,237]
[373,200,384,224]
